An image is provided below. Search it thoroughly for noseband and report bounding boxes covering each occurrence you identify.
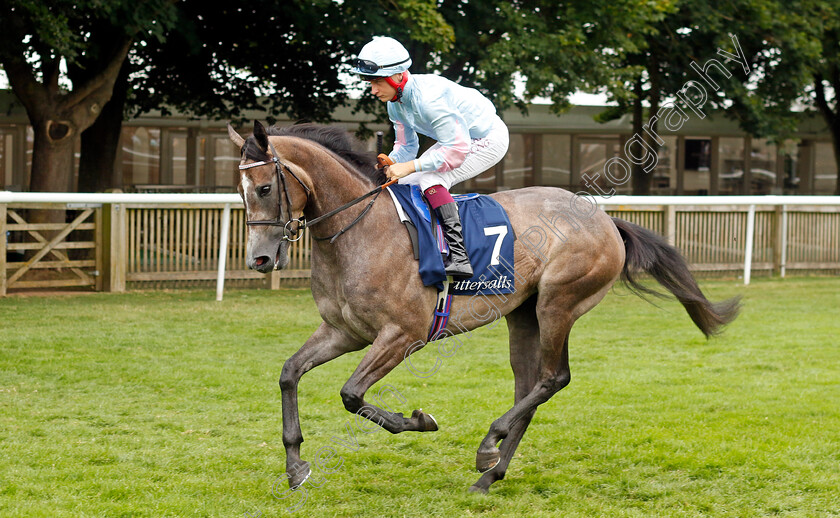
[240,138,393,243]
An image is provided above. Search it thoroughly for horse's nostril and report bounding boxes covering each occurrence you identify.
[255,256,270,267]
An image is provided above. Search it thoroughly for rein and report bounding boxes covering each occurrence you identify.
[240,139,397,243]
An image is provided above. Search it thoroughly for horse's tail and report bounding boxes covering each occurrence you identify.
[611,217,741,337]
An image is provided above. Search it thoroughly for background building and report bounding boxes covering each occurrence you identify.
[1,91,836,195]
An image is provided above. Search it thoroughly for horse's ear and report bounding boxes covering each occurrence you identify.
[253,120,269,152]
[227,123,245,149]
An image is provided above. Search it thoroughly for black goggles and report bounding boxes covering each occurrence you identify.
[353,57,410,75]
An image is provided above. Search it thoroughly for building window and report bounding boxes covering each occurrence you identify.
[652,136,677,195]
[750,139,777,194]
[25,126,33,188]
[718,137,744,195]
[541,134,571,189]
[212,137,240,191]
[683,138,712,195]
[169,132,188,186]
[501,133,534,189]
[460,167,497,193]
[685,138,711,170]
[578,136,623,193]
[121,127,161,189]
[814,142,838,194]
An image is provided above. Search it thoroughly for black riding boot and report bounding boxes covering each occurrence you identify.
[435,202,474,280]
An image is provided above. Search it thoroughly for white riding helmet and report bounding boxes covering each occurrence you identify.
[351,36,412,77]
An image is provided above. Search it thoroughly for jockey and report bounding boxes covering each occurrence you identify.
[351,36,510,280]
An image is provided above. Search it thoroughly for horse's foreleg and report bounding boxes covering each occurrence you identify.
[280,323,366,487]
[339,325,438,434]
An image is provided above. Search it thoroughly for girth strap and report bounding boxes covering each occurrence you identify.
[428,277,453,342]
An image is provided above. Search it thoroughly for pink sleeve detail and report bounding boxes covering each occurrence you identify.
[393,121,407,153]
[435,121,470,173]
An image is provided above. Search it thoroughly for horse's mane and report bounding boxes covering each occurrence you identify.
[242,123,387,186]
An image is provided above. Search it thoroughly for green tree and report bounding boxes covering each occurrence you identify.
[467,0,675,194]
[593,0,736,195]
[812,4,840,195]
[567,0,764,195]
[351,0,643,148]
[74,0,454,191]
[490,0,834,195]
[75,0,358,191]
[564,0,840,195]
[0,0,454,192]
[0,0,177,194]
[721,0,840,194]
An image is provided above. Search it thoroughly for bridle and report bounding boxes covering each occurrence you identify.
[239,138,396,244]
[240,139,310,242]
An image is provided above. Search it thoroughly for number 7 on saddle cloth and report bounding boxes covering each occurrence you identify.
[386,184,516,296]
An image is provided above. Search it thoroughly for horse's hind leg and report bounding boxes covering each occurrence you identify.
[473,308,573,490]
[470,296,546,493]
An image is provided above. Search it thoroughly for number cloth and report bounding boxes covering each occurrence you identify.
[387,184,516,296]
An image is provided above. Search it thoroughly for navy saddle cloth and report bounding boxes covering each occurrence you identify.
[387,184,515,295]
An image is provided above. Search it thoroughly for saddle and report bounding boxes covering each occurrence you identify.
[386,184,516,296]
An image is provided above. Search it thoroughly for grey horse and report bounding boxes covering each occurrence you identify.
[228,121,740,493]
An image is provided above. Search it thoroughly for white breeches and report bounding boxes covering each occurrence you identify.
[398,121,510,192]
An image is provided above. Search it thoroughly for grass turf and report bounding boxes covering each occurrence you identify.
[1,278,838,517]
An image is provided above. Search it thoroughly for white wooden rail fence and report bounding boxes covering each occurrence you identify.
[2,192,839,299]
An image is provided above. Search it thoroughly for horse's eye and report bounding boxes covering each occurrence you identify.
[258,185,271,197]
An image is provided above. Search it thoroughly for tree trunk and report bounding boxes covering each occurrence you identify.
[816,97,840,195]
[645,76,662,193]
[833,127,840,196]
[29,120,77,193]
[25,118,78,250]
[826,80,840,196]
[3,37,132,196]
[630,77,651,195]
[813,72,840,195]
[5,36,130,254]
[77,65,129,193]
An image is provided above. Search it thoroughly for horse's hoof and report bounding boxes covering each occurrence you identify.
[411,409,439,432]
[288,461,311,489]
[476,449,501,473]
[468,484,489,494]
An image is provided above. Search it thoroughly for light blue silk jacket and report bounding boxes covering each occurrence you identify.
[387,72,503,173]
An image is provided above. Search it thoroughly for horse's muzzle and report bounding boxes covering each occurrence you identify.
[249,255,275,273]
[247,239,289,273]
